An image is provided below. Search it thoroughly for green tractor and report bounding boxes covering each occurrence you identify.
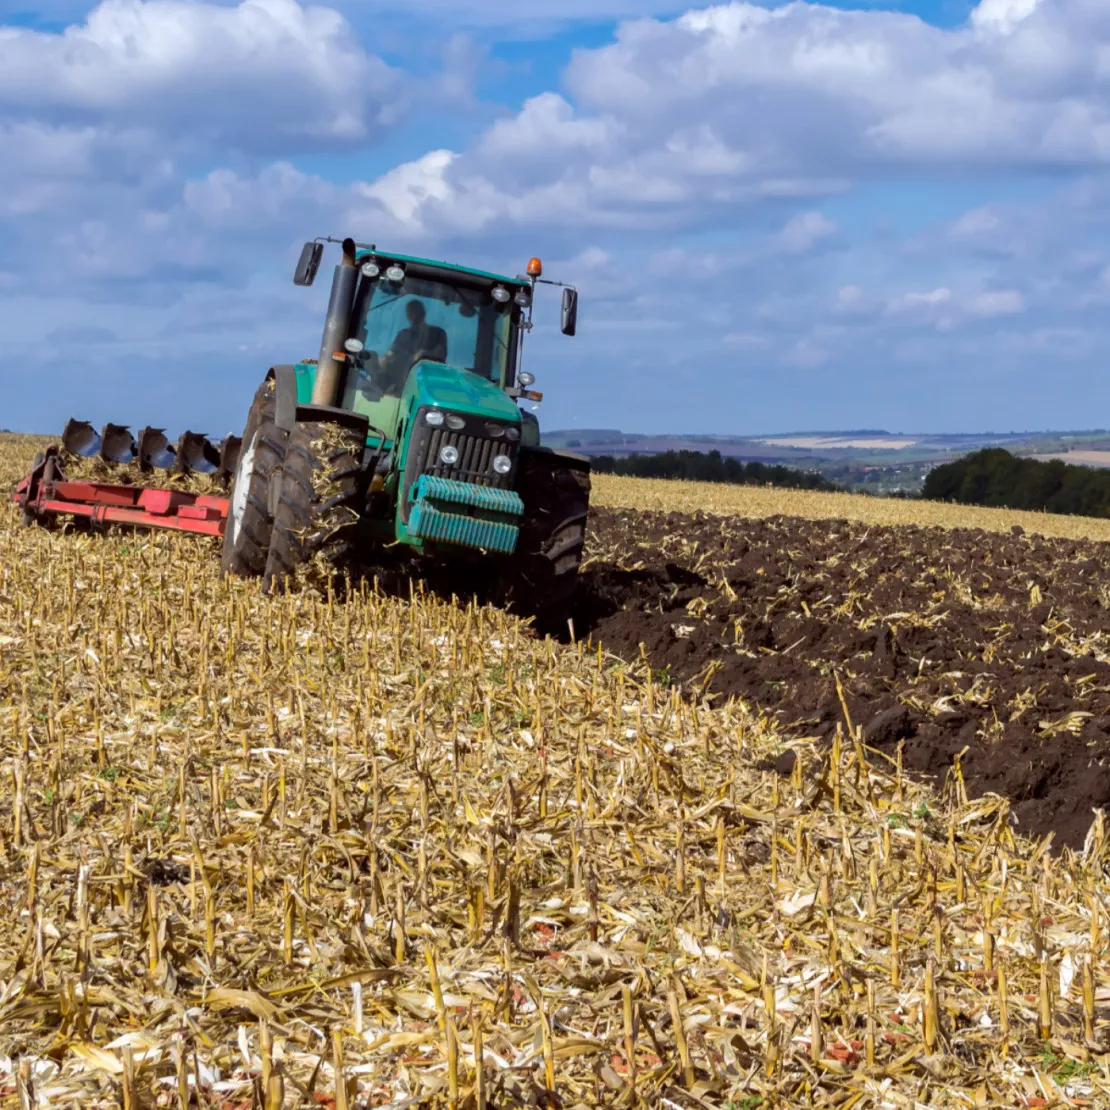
[220,236,591,630]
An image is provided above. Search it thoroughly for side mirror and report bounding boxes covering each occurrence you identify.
[561,286,578,337]
[294,241,323,286]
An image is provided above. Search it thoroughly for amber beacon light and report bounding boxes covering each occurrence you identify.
[527,257,543,277]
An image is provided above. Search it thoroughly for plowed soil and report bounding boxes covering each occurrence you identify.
[574,507,1110,850]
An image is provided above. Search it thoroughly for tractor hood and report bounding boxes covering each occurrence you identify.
[408,361,521,424]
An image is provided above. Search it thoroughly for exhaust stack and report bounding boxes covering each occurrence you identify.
[311,236,359,408]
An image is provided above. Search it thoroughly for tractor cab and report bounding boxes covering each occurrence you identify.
[337,249,532,447]
[290,239,574,449]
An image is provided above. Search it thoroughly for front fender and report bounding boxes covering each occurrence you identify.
[519,444,591,473]
[268,363,315,430]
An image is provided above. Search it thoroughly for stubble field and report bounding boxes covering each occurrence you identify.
[5,436,1110,1108]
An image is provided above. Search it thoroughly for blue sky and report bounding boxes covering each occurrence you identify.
[3,0,1110,437]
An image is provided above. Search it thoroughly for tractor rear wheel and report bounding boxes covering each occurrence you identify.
[262,420,365,594]
[501,452,591,635]
[221,378,288,578]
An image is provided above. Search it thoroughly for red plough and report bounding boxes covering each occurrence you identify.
[13,446,229,537]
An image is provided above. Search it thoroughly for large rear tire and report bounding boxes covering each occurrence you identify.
[500,452,591,635]
[221,378,288,578]
[262,420,365,594]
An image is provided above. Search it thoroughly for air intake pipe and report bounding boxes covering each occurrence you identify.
[311,236,359,407]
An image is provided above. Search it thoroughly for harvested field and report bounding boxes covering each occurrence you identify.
[1026,452,1110,470]
[592,473,1110,542]
[9,437,1110,1107]
[755,438,920,450]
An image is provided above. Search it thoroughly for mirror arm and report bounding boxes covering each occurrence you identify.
[533,277,576,292]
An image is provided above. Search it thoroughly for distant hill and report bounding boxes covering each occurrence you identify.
[544,428,1110,496]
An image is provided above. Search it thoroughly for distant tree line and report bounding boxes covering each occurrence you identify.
[923,448,1110,517]
[588,449,840,491]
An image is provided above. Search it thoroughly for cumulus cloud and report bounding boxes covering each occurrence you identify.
[0,0,400,153]
[966,289,1026,317]
[782,339,828,368]
[888,287,953,314]
[349,0,1110,239]
[971,0,1042,33]
[776,211,838,254]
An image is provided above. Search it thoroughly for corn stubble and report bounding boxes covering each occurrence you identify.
[5,437,1110,1107]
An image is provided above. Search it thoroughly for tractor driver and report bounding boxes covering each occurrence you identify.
[379,299,448,391]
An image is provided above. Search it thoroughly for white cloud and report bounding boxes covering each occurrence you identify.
[0,0,400,153]
[888,287,953,314]
[184,162,336,228]
[352,151,458,230]
[723,331,770,349]
[966,288,1025,317]
[351,0,1110,237]
[478,93,613,167]
[883,283,1027,327]
[782,339,828,368]
[776,210,837,253]
[971,0,1042,33]
[948,207,1004,239]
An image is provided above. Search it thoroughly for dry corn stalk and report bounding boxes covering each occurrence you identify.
[0,434,1110,1108]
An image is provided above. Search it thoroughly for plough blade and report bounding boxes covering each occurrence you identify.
[176,431,220,475]
[100,423,137,465]
[218,435,242,478]
[62,418,101,458]
[64,419,239,479]
[137,427,176,471]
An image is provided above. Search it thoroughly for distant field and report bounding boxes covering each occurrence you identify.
[1025,449,1110,469]
[755,435,920,449]
[591,472,1110,540]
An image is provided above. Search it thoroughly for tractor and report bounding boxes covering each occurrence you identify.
[16,237,591,629]
[220,237,590,629]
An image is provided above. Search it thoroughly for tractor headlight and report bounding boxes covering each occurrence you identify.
[385,264,405,282]
[503,426,521,441]
[514,288,531,307]
[440,445,460,466]
[492,455,513,475]
[425,410,445,427]
[484,422,504,438]
[445,413,466,431]
[360,261,380,278]
[491,285,510,303]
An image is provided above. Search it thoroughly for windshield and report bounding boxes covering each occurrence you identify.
[346,272,515,399]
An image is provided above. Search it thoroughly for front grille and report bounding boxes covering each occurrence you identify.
[422,428,516,489]
[402,406,520,523]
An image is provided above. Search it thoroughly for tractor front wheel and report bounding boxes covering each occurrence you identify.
[262,420,365,594]
[221,378,288,578]
[500,453,591,635]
